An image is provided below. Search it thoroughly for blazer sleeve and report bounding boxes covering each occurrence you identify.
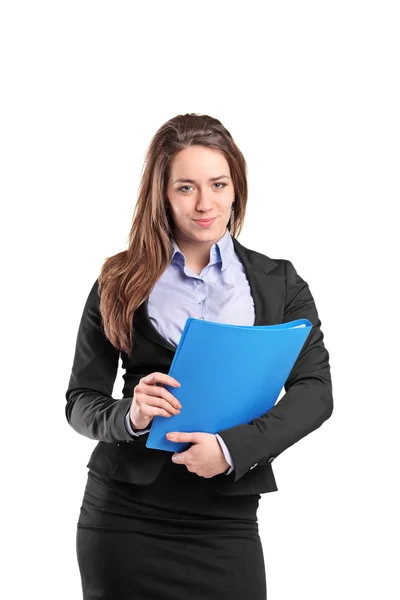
[216,259,334,483]
[65,279,138,444]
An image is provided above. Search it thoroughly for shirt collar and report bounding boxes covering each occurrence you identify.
[171,228,234,272]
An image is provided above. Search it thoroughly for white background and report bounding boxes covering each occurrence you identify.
[1,1,399,598]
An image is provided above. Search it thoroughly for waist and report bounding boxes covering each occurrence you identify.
[80,459,260,532]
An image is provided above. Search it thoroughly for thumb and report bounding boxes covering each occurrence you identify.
[171,451,185,463]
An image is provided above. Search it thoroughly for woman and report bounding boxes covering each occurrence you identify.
[65,113,333,599]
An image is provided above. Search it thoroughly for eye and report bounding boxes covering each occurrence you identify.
[177,183,227,192]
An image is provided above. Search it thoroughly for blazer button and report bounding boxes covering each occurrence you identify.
[268,456,275,463]
[249,462,258,470]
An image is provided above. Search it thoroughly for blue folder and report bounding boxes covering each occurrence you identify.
[145,317,313,453]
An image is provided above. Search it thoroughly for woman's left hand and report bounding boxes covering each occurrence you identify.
[167,431,230,477]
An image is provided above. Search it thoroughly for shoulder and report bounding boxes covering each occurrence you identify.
[231,235,289,276]
[79,278,101,318]
[87,278,101,301]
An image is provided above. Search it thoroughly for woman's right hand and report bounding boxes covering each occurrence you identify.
[129,372,182,430]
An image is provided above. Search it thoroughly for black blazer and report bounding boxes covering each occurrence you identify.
[65,235,333,496]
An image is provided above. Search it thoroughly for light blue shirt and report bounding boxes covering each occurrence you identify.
[124,228,255,475]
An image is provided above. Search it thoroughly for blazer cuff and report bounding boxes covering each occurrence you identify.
[124,410,151,437]
[215,433,234,475]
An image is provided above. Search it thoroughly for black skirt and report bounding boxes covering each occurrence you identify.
[76,455,267,600]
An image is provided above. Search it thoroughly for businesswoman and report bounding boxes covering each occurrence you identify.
[65,113,333,600]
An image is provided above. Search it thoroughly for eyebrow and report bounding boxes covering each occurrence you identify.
[173,175,230,184]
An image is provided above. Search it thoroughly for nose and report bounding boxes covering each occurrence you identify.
[195,189,215,213]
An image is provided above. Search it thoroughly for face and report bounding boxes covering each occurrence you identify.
[166,145,234,249]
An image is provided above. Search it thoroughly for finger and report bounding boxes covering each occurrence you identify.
[136,387,181,414]
[143,384,182,410]
[166,432,200,442]
[140,396,181,416]
[145,394,181,415]
[143,372,181,389]
[144,406,178,418]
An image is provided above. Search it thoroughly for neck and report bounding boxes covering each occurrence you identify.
[172,228,227,272]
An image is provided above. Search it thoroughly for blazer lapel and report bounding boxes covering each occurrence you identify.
[134,234,285,351]
[134,297,177,353]
[231,236,284,326]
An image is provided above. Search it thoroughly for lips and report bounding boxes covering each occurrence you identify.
[195,218,216,224]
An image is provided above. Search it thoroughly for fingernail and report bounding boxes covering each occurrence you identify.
[167,433,175,439]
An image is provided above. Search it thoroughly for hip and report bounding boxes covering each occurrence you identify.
[77,458,261,534]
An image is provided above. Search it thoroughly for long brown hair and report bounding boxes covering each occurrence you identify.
[98,113,248,356]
